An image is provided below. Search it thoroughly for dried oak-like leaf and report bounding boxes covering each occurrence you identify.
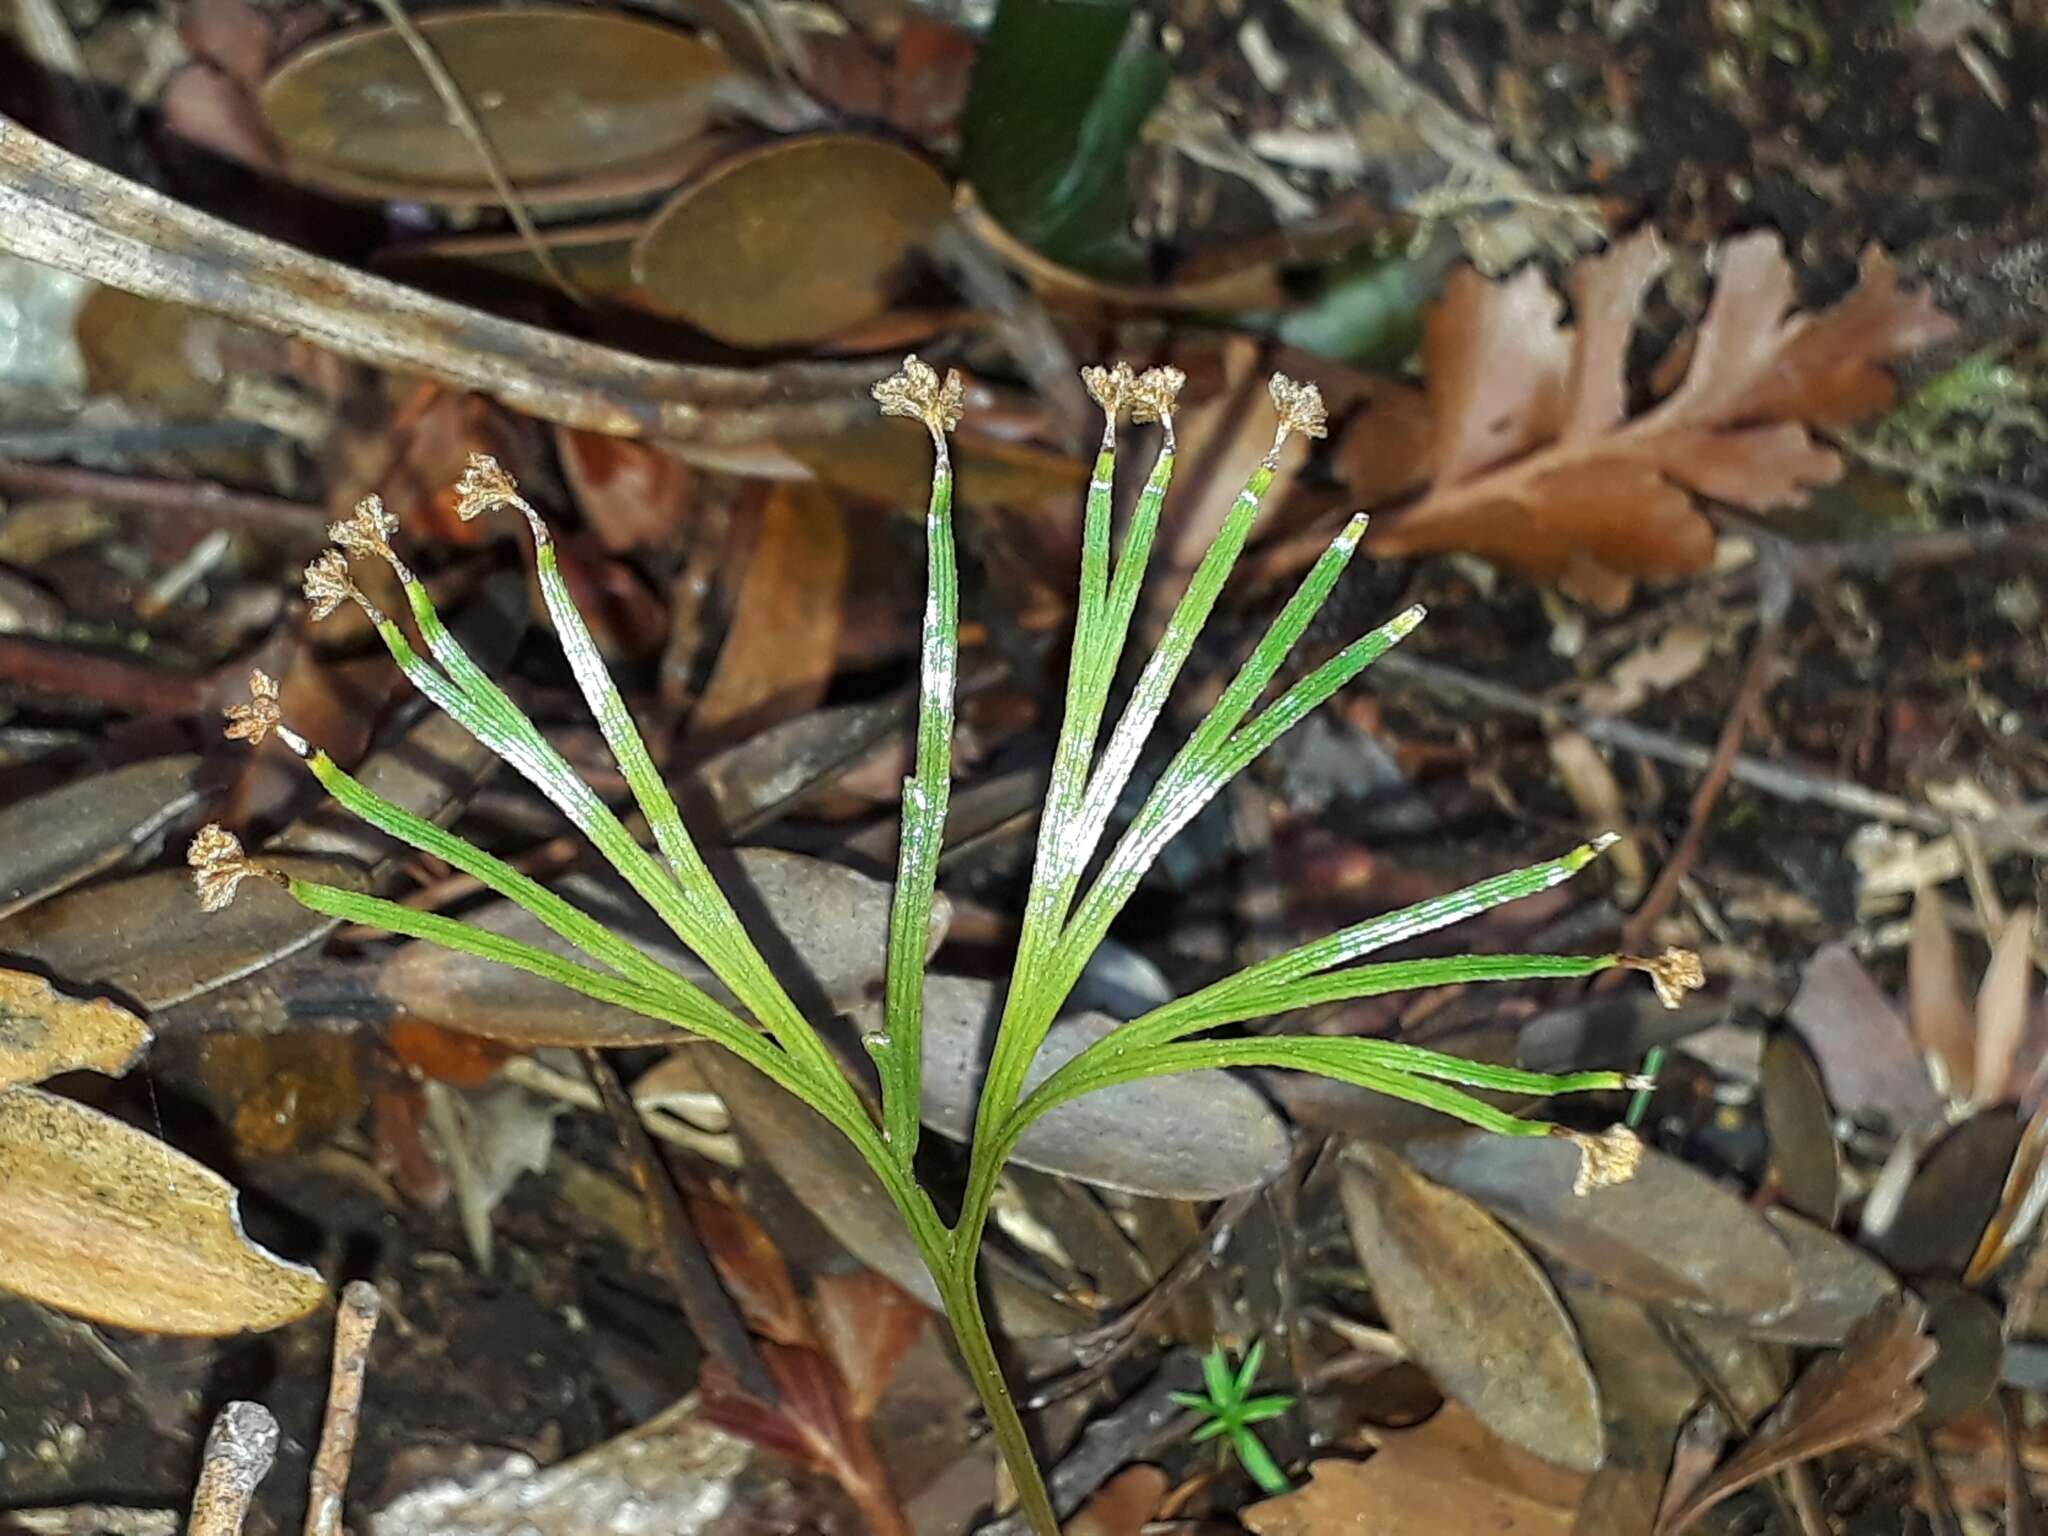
[1243,1405,1586,1536]
[1340,1146,1602,1472]
[1654,1294,1937,1536]
[0,1087,324,1333]
[0,967,153,1090]
[1360,230,1953,606]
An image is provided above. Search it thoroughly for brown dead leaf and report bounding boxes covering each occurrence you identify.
[694,483,849,739]
[1063,1466,1168,1536]
[0,1087,325,1333]
[1912,885,1977,1099]
[1341,1147,1602,1472]
[812,1270,927,1421]
[0,967,152,1090]
[1360,231,1953,606]
[555,427,694,553]
[1654,1294,1937,1536]
[1243,1405,1586,1536]
[1976,907,2040,1107]
[691,1175,911,1536]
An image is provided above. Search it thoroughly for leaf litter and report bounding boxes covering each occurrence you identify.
[5,0,2047,1528]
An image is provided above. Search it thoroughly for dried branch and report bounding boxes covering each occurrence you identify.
[0,114,876,444]
[303,1281,382,1536]
[186,1401,278,1536]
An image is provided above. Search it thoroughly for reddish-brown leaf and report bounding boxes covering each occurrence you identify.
[1362,230,1954,606]
[686,1177,814,1348]
[811,1271,927,1421]
[1654,1295,1937,1536]
[555,427,694,553]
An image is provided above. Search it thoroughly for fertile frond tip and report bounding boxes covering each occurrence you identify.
[328,495,398,561]
[454,453,522,521]
[223,670,283,745]
[1131,366,1186,425]
[1558,1124,1642,1196]
[302,549,359,621]
[873,354,964,436]
[1081,362,1138,421]
[1268,374,1328,441]
[188,823,275,912]
[1623,947,1706,1009]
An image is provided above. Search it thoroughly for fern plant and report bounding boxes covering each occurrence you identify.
[190,356,1696,1534]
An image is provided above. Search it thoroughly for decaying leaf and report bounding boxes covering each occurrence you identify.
[0,966,153,1090]
[1786,942,1943,1129]
[1062,1466,1168,1536]
[555,427,694,553]
[693,484,851,738]
[1242,1405,1586,1536]
[377,851,944,1047]
[0,754,210,923]
[1357,230,1953,606]
[1340,1146,1602,1472]
[0,1087,324,1334]
[1400,1131,1799,1320]
[690,1177,913,1536]
[1653,1294,1937,1536]
[899,975,1293,1199]
[633,134,951,348]
[260,5,734,204]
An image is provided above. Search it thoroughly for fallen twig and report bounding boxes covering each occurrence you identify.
[0,458,325,540]
[0,115,876,443]
[1618,556,1792,953]
[303,1281,382,1536]
[1373,650,1952,833]
[581,1047,780,1404]
[185,1401,278,1536]
[358,0,588,306]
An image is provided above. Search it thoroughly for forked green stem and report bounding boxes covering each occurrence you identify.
[187,356,1699,1536]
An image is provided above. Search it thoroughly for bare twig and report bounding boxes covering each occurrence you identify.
[1619,557,1791,953]
[1373,650,1952,833]
[357,0,587,306]
[303,1281,382,1536]
[581,1048,780,1404]
[185,1402,278,1536]
[0,115,876,443]
[0,458,325,540]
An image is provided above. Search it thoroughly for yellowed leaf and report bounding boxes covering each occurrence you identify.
[0,966,152,1090]
[0,1087,325,1334]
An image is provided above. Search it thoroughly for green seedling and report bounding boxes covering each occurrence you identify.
[191,356,1697,1535]
[1172,1341,1297,1496]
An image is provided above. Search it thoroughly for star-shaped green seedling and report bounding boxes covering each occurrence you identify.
[1171,1341,1297,1496]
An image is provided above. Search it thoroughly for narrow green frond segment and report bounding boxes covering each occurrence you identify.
[976,431,1176,1166]
[285,878,793,1083]
[1007,1033,1628,1159]
[1046,598,1420,1022]
[980,449,1278,1131]
[880,451,958,1161]
[1190,1419,1229,1444]
[1168,952,1619,1040]
[1130,839,1615,1044]
[310,750,735,1016]
[386,577,844,1096]
[1235,1339,1266,1393]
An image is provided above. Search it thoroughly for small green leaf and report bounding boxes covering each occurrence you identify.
[960,0,1166,276]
